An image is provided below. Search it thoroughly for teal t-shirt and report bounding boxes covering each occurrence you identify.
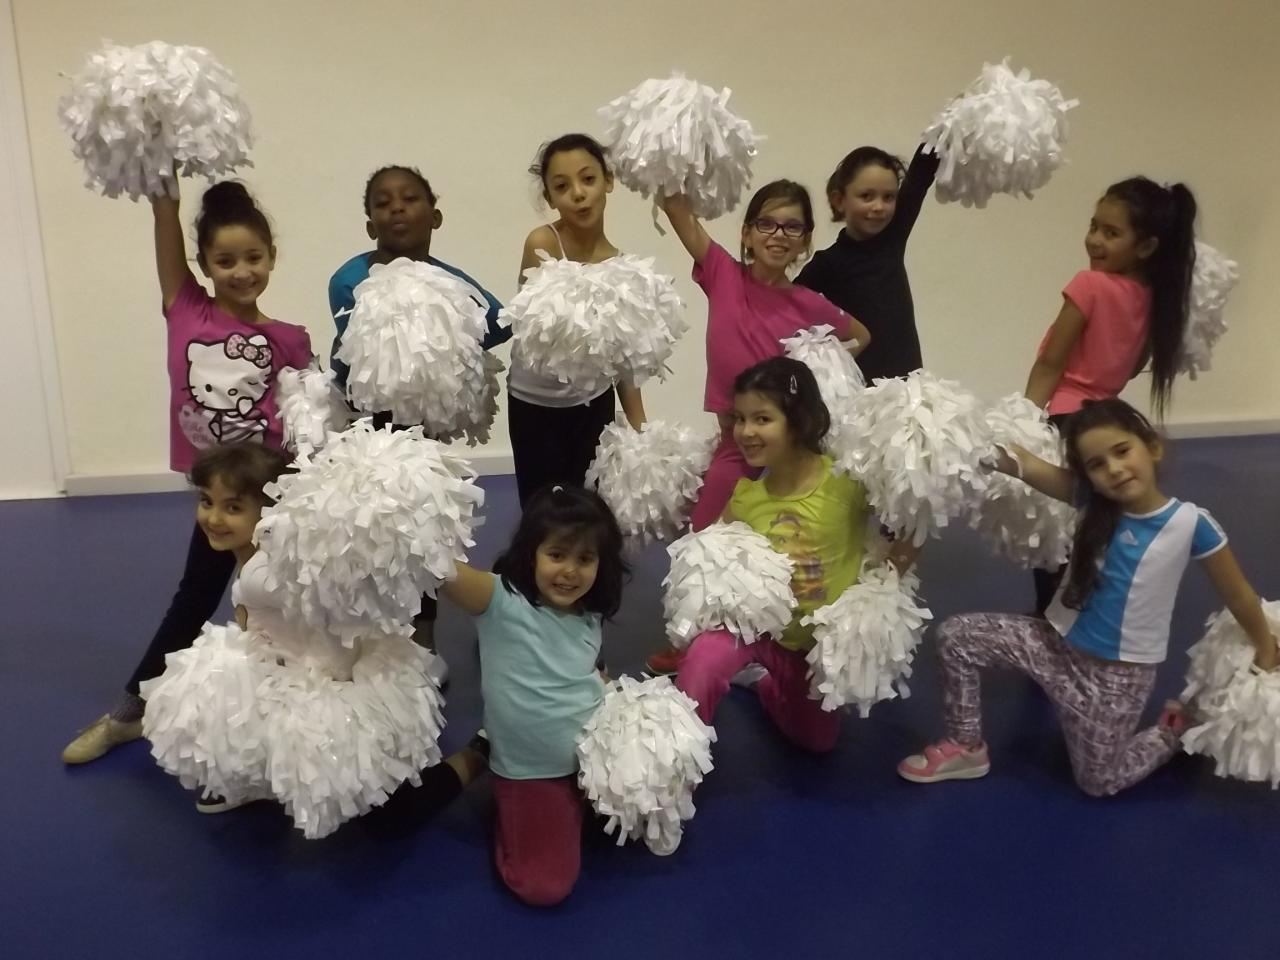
[478,574,604,779]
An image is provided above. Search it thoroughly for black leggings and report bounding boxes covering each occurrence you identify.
[507,388,616,508]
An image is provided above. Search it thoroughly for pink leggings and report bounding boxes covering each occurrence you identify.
[676,629,840,753]
[689,432,761,532]
[491,775,583,907]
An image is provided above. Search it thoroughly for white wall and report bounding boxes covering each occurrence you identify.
[12,0,1280,489]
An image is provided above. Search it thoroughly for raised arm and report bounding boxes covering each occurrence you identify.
[150,186,195,312]
[660,193,712,265]
[1200,547,1279,670]
[439,561,496,617]
[618,382,646,430]
[1025,298,1086,409]
[992,444,1077,504]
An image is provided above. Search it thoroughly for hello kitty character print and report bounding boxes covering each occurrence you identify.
[165,277,312,472]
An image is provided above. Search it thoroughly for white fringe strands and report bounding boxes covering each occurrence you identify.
[255,421,484,645]
[598,72,761,220]
[780,324,866,430]
[922,58,1078,208]
[1180,242,1240,379]
[586,419,717,547]
[277,365,353,459]
[336,258,502,444]
[968,394,1077,569]
[58,41,253,200]
[577,675,716,855]
[1181,600,1280,788]
[501,254,685,397]
[803,561,933,715]
[661,522,796,648]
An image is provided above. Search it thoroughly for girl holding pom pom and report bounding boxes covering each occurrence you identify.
[507,135,647,507]
[676,358,913,750]
[899,398,1277,794]
[62,179,313,765]
[441,485,627,906]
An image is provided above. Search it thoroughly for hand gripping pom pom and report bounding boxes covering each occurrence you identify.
[922,59,1078,208]
[969,394,1077,569]
[501,255,685,396]
[1180,600,1280,788]
[58,41,253,200]
[336,258,502,443]
[255,421,484,645]
[803,561,933,715]
[598,72,762,221]
[830,371,992,547]
[585,419,717,548]
[781,324,866,429]
[577,675,716,855]
[662,522,796,648]
[277,365,353,458]
[1180,242,1240,379]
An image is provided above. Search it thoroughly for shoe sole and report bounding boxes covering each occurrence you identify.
[898,763,991,784]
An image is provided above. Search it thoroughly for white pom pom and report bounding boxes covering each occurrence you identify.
[585,418,717,547]
[58,41,253,200]
[501,255,685,396]
[277,365,353,458]
[577,675,716,855]
[831,371,991,546]
[969,394,1077,569]
[1180,601,1280,788]
[802,561,933,715]
[598,72,761,220]
[256,421,484,644]
[662,522,796,648]
[335,258,502,444]
[922,59,1078,208]
[781,324,865,428]
[1180,242,1241,379]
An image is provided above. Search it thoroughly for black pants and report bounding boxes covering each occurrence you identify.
[1031,411,1074,616]
[126,523,235,695]
[370,411,439,622]
[507,388,616,508]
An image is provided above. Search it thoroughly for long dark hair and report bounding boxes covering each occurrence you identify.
[1060,399,1163,609]
[492,485,628,619]
[733,357,831,455]
[1102,177,1197,418]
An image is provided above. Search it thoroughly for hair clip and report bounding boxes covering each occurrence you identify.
[789,375,798,395]
[552,485,564,493]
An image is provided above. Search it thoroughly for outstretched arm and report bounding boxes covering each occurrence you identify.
[991,445,1077,504]
[1200,547,1278,670]
[660,193,712,265]
[440,562,496,617]
[1025,298,1086,409]
[151,185,195,312]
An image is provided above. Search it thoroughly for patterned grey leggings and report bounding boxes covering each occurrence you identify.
[937,613,1180,797]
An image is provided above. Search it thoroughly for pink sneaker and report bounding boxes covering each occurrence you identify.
[898,739,991,784]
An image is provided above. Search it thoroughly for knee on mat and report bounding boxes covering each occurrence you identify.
[505,871,578,908]
[1074,771,1119,798]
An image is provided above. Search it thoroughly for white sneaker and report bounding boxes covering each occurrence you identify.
[730,664,767,689]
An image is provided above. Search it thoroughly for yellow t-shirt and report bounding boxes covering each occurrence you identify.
[729,456,870,651]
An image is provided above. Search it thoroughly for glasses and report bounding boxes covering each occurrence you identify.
[751,217,807,239]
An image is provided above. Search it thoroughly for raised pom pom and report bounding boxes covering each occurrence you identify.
[1180,242,1240,379]
[501,254,685,397]
[803,561,933,715]
[969,394,1077,569]
[58,41,253,200]
[598,72,761,220]
[662,522,796,648]
[577,675,716,855]
[781,324,865,427]
[586,418,717,548]
[335,258,502,444]
[922,59,1078,208]
[255,421,484,645]
[1181,600,1280,788]
[277,364,353,458]
[831,371,990,547]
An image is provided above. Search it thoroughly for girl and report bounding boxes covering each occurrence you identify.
[1026,176,1198,613]
[506,134,647,508]
[797,144,940,384]
[676,358,915,750]
[899,399,1277,796]
[645,181,871,676]
[441,485,626,907]
[328,164,511,674]
[62,179,313,765]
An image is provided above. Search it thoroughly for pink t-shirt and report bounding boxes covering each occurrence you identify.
[1039,270,1151,416]
[696,241,853,413]
[165,276,313,472]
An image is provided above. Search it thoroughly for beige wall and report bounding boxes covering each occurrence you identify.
[14,0,1280,481]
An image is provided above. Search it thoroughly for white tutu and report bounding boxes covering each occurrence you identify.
[335,258,501,443]
[1180,242,1240,379]
[922,59,1078,208]
[277,365,352,458]
[780,325,865,429]
[662,522,796,648]
[598,72,761,221]
[577,675,716,855]
[58,41,253,200]
[501,254,685,396]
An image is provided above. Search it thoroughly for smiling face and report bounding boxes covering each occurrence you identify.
[1085,197,1158,277]
[733,390,796,469]
[832,163,900,241]
[366,168,441,258]
[741,200,810,272]
[533,530,600,611]
[542,148,612,232]
[1075,424,1165,510]
[200,225,275,312]
[196,474,263,553]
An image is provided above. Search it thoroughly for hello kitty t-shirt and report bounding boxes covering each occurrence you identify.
[166,276,313,472]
